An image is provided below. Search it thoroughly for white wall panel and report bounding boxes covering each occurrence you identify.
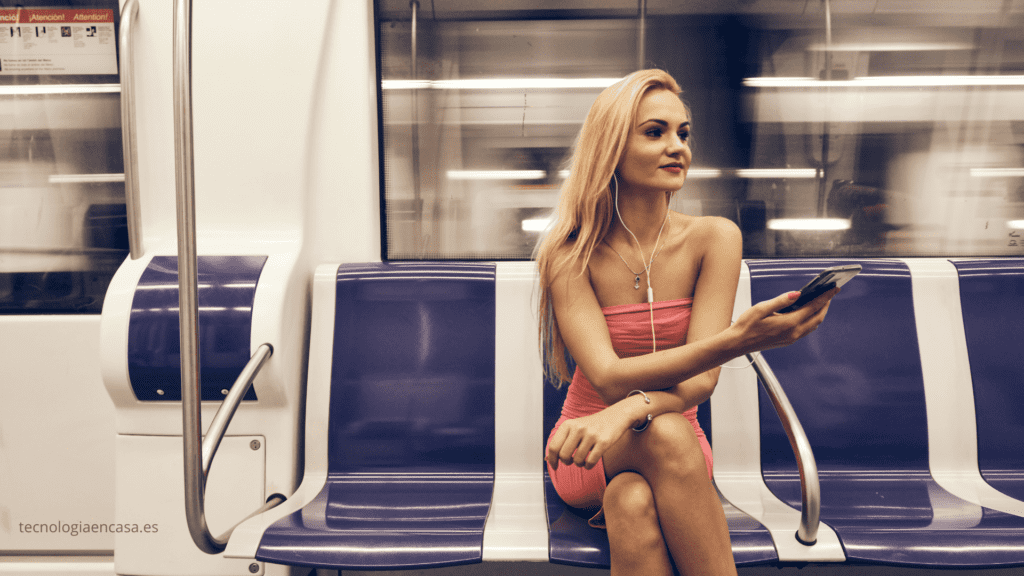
[0,317,115,552]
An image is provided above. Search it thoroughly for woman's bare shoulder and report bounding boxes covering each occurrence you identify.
[673,213,740,246]
[668,213,742,273]
[676,213,740,237]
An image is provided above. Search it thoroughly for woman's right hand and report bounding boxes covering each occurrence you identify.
[546,403,637,472]
[728,287,839,355]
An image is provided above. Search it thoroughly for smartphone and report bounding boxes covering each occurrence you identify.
[777,264,861,313]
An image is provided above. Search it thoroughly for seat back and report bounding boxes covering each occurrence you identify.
[748,260,928,474]
[330,262,496,473]
[954,258,1024,500]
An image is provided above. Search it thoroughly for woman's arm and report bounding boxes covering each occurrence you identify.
[665,218,741,410]
[551,224,834,405]
[546,388,686,471]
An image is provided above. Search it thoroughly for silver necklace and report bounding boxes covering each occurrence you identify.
[604,212,670,290]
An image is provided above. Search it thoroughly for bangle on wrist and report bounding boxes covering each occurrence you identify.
[627,390,652,432]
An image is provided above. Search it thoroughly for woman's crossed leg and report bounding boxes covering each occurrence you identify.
[602,412,736,576]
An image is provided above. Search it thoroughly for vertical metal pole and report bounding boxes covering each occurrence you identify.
[410,0,423,238]
[118,0,142,259]
[818,0,833,216]
[173,0,221,555]
[637,0,647,70]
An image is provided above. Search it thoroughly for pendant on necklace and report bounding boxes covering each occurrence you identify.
[634,275,641,290]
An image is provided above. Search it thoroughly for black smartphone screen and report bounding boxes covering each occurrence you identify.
[777,264,861,313]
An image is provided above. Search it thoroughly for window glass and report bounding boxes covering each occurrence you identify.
[377,1,1024,260]
[1,0,126,313]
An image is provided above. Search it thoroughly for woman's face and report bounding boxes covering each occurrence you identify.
[617,89,691,194]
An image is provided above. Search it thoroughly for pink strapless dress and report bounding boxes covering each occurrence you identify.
[545,298,713,528]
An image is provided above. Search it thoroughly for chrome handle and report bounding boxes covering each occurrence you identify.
[119,0,142,259]
[201,344,273,477]
[748,353,821,545]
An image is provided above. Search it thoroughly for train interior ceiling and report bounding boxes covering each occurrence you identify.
[1,0,1024,575]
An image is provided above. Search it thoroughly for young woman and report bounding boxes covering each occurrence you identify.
[537,69,836,575]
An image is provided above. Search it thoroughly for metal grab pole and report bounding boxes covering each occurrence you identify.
[172,0,284,554]
[173,0,221,555]
[637,0,647,70]
[119,0,142,259]
[748,353,821,545]
[410,0,422,235]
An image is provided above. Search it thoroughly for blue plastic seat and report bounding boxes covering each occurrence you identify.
[750,259,1024,567]
[954,259,1024,503]
[256,262,496,570]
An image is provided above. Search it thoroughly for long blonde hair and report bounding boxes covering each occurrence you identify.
[536,69,684,386]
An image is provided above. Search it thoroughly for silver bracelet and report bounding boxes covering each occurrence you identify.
[627,390,652,432]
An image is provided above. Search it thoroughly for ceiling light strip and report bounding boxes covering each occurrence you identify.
[745,75,1024,88]
[383,78,622,90]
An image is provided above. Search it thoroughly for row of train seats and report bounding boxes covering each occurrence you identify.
[224,258,1024,571]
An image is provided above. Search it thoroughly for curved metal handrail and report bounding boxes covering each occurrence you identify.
[173,0,282,554]
[748,352,821,545]
[119,0,142,259]
[202,344,273,476]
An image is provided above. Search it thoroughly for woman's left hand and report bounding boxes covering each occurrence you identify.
[546,404,635,471]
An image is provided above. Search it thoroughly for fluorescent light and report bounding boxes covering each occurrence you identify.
[383,78,621,90]
[0,84,121,96]
[49,173,124,184]
[744,75,1024,88]
[447,170,546,181]
[807,42,972,52]
[1009,220,1024,230]
[767,218,851,231]
[380,80,431,90]
[687,168,723,179]
[744,77,816,88]
[971,168,1024,178]
[737,168,818,179]
[522,218,552,232]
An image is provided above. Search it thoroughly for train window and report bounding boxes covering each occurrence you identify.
[1,0,126,313]
[376,1,1024,260]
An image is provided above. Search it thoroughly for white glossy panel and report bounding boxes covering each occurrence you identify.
[114,435,265,576]
[904,258,1024,517]
[101,251,305,519]
[131,0,175,254]
[483,262,548,561]
[302,0,382,265]
[0,317,115,552]
[712,263,845,562]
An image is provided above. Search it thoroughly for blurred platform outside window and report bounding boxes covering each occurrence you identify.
[377,0,1024,260]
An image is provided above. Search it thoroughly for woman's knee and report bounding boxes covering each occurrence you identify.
[604,472,660,536]
[640,413,707,476]
[605,472,656,517]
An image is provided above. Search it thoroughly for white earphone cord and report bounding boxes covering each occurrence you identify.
[612,173,755,369]
[612,173,666,353]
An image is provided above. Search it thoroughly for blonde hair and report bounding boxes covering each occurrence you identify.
[535,69,685,386]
